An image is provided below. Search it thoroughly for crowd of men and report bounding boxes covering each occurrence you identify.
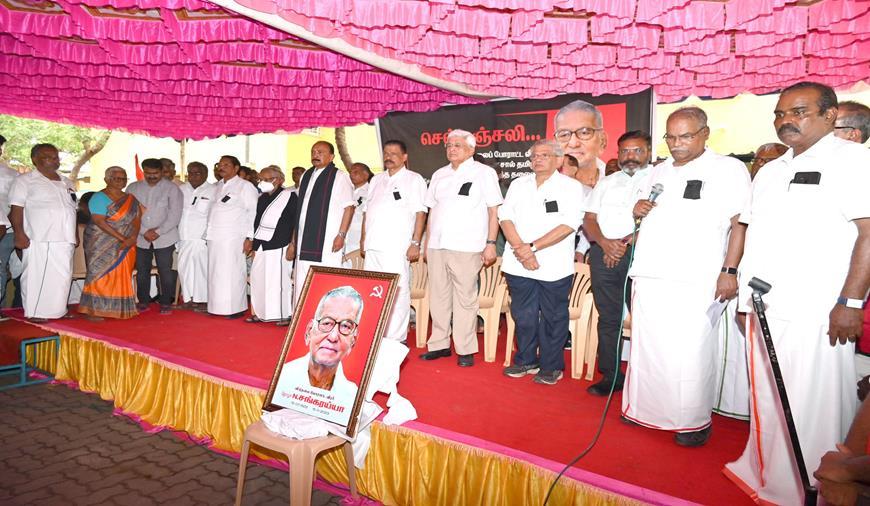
[1,81,869,505]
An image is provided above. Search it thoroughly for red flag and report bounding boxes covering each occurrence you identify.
[134,154,144,181]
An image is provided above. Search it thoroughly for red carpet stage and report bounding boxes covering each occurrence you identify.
[2,307,753,505]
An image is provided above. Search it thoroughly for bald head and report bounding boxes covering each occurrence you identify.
[750,143,789,179]
[835,101,870,144]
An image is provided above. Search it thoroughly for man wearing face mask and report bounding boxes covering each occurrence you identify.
[624,107,750,447]
[581,131,652,396]
[246,166,297,325]
[287,141,355,306]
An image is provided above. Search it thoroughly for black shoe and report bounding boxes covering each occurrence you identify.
[457,354,474,367]
[419,349,451,361]
[533,370,563,385]
[620,415,640,427]
[674,426,712,447]
[586,378,623,397]
[503,363,540,378]
[225,311,245,320]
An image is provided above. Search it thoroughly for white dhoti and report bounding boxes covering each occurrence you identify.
[250,247,292,321]
[712,300,750,420]
[724,316,857,505]
[293,249,343,307]
[177,239,209,303]
[21,241,74,319]
[364,250,411,342]
[206,237,247,315]
[622,277,717,432]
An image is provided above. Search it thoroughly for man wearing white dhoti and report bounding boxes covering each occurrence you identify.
[205,155,258,318]
[9,144,77,321]
[177,162,215,312]
[712,300,749,420]
[624,107,750,447]
[345,162,372,255]
[286,141,354,306]
[725,82,870,505]
[247,166,296,325]
[361,140,427,343]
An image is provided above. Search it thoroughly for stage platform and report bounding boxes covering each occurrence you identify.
[2,307,753,505]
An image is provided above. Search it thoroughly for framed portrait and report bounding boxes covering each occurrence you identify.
[263,266,398,438]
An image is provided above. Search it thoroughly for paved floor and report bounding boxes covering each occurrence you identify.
[0,380,347,505]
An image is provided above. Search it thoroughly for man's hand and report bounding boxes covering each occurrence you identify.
[603,254,620,269]
[818,478,860,506]
[858,375,870,402]
[482,244,496,266]
[715,272,738,301]
[406,244,420,262]
[736,311,748,337]
[815,446,856,484]
[359,239,366,258]
[575,251,586,264]
[285,243,296,261]
[243,238,252,255]
[0,225,6,241]
[633,199,655,220]
[14,233,30,250]
[512,243,534,263]
[143,229,159,242]
[829,304,863,345]
[521,255,539,271]
[332,234,345,253]
[600,238,626,261]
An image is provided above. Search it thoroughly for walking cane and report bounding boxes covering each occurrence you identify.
[748,277,818,506]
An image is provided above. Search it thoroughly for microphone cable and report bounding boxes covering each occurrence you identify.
[542,223,639,506]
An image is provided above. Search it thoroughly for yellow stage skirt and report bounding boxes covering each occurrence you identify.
[28,332,640,505]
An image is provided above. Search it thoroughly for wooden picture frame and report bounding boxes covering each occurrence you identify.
[263,266,398,438]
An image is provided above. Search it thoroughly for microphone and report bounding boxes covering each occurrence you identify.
[634,183,664,227]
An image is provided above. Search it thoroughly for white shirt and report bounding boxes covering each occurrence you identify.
[346,182,369,252]
[424,158,503,252]
[629,149,750,282]
[9,170,76,243]
[0,161,18,229]
[739,133,870,320]
[575,158,605,254]
[500,171,584,281]
[205,175,259,240]
[179,182,216,241]
[364,167,427,253]
[586,166,652,240]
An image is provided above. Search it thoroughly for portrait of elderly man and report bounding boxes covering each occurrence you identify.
[274,286,363,402]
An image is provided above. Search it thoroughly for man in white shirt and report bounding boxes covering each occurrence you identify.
[247,166,296,324]
[0,135,19,307]
[177,162,215,312]
[127,158,184,314]
[205,155,259,318]
[624,107,750,447]
[421,129,503,367]
[286,142,354,307]
[290,166,305,195]
[9,144,77,321]
[553,100,606,261]
[500,140,583,385]
[361,140,427,343]
[832,100,869,145]
[725,82,870,506]
[345,162,372,256]
[582,131,652,396]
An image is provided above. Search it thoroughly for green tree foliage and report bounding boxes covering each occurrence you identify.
[0,114,109,171]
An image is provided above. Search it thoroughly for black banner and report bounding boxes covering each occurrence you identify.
[378,89,653,181]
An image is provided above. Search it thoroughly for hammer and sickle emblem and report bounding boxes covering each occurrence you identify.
[370,286,384,299]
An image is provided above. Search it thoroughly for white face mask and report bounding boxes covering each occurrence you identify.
[257,181,275,193]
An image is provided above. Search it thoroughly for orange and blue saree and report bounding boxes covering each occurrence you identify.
[78,193,140,319]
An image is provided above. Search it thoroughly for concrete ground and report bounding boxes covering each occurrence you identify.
[0,379,347,505]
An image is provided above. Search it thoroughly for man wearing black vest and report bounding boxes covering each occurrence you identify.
[287,141,354,306]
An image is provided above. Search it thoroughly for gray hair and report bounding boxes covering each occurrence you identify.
[104,166,125,179]
[447,129,476,149]
[669,106,708,128]
[554,100,603,129]
[838,101,870,143]
[531,139,564,157]
[260,165,285,182]
[314,285,364,323]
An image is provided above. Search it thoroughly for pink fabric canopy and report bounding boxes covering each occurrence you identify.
[2,0,868,139]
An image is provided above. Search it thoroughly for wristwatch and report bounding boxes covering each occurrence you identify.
[486,239,497,245]
[337,231,347,238]
[720,267,738,275]
[837,296,866,309]
[410,240,421,247]
[529,242,538,253]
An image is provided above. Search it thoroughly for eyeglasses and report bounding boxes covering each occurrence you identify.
[618,147,648,156]
[663,127,707,144]
[554,127,602,143]
[834,125,855,131]
[315,316,358,336]
[529,153,559,160]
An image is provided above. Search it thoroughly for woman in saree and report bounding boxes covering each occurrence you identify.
[78,166,141,320]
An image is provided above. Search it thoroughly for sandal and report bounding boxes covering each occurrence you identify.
[245,316,262,323]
